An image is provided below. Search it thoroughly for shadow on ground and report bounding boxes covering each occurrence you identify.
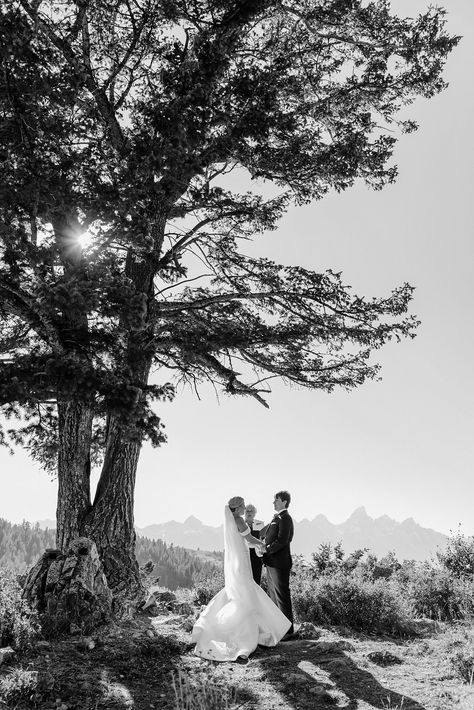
[5,624,188,710]
[5,619,260,710]
[254,639,427,710]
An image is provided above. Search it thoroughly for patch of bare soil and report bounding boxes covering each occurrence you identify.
[2,612,474,710]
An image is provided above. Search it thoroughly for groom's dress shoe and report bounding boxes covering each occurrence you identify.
[281,630,299,642]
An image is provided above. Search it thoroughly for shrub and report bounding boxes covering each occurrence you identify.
[437,530,474,578]
[291,570,412,635]
[399,565,474,621]
[174,587,195,605]
[309,542,368,577]
[0,568,38,649]
[0,668,38,706]
[361,552,402,581]
[193,568,224,606]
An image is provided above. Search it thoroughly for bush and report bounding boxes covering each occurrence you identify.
[399,564,474,621]
[361,552,402,581]
[0,668,38,706]
[438,530,474,578]
[174,587,195,605]
[0,568,38,649]
[193,568,224,606]
[291,570,412,635]
[309,543,368,577]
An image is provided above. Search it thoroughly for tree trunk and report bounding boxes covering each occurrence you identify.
[83,337,155,607]
[81,220,165,605]
[84,414,144,611]
[56,399,94,549]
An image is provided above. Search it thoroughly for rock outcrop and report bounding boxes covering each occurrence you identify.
[23,538,112,633]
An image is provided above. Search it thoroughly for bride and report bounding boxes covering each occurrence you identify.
[192,496,291,661]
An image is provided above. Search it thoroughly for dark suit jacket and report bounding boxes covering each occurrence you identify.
[248,524,264,582]
[262,509,294,570]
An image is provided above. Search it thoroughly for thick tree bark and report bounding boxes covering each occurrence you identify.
[81,219,166,605]
[84,414,144,609]
[56,399,94,549]
[82,248,158,605]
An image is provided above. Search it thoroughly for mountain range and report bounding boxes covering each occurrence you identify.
[35,508,449,561]
[136,507,448,561]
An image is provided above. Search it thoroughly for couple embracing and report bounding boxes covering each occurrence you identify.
[192,491,295,662]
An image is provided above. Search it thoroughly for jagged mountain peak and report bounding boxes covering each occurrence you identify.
[400,517,418,527]
[184,515,203,527]
[137,508,448,561]
[347,506,370,520]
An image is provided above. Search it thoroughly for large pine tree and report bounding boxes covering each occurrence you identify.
[0,0,458,602]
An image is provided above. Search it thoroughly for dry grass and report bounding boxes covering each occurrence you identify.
[171,669,237,710]
[441,625,474,684]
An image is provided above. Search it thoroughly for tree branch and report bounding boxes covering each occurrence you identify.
[18,0,127,152]
[0,279,61,349]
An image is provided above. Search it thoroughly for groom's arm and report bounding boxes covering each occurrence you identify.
[265,516,292,555]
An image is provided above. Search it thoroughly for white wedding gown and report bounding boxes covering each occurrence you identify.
[192,506,291,661]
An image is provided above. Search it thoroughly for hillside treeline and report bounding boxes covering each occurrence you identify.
[0,519,217,590]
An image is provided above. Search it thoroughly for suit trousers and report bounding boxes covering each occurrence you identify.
[265,566,294,634]
[250,551,263,585]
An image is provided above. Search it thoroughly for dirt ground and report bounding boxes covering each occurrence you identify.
[1,611,474,710]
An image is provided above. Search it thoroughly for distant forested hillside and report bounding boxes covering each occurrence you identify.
[135,536,220,589]
[0,519,220,589]
[0,519,56,570]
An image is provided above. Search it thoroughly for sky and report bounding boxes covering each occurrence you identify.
[1,0,473,536]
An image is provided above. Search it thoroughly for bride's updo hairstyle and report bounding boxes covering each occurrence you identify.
[228,496,244,512]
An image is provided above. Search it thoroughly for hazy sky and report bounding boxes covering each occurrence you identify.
[1,0,473,536]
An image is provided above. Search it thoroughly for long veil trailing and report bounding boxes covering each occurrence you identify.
[223,505,253,601]
[192,505,291,661]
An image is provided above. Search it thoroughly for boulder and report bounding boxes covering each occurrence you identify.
[23,538,112,633]
[408,618,443,636]
[367,650,403,667]
[316,640,354,653]
[173,601,195,616]
[180,616,196,632]
[76,637,95,651]
[0,647,15,665]
[297,622,321,640]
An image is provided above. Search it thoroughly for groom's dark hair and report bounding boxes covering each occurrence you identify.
[276,490,291,508]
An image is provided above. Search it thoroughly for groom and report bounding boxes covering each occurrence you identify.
[261,490,295,639]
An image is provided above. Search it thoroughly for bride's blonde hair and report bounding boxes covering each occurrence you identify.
[228,496,244,512]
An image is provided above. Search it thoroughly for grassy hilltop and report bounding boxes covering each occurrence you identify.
[1,532,474,709]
